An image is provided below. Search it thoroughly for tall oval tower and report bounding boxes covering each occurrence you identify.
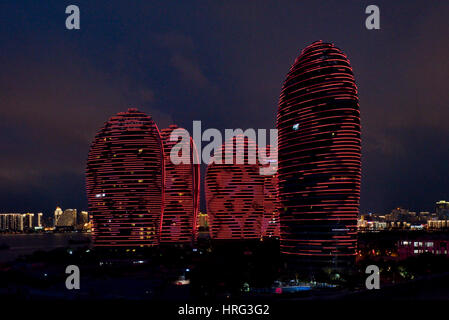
[160,124,200,244]
[86,108,164,247]
[277,41,361,271]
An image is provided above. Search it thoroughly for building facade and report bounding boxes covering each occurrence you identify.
[398,239,449,258]
[205,135,264,240]
[277,41,361,272]
[436,200,449,220]
[86,108,164,246]
[54,207,63,226]
[55,209,77,228]
[0,213,40,232]
[160,125,200,244]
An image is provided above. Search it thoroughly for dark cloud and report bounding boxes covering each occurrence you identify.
[170,53,211,89]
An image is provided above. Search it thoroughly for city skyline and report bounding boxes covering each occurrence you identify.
[1,1,449,217]
[2,1,449,306]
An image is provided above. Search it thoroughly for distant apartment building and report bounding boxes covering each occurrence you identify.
[37,212,43,227]
[398,239,449,258]
[386,207,414,223]
[428,220,449,230]
[0,214,23,231]
[419,211,432,221]
[78,211,88,224]
[52,207,89,230]
[54,206,63,226]
[0,213,41,232]
[197,213,208,229]
[76,211,90,230]
[436,200,449,220]
[55,209,77,229]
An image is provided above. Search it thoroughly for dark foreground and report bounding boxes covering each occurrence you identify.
[2,231,449,307]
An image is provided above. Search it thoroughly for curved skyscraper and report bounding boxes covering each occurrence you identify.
[277,41,361,272]
[160,124,200,244]
[86,108,164,247]
[205,135,264,240]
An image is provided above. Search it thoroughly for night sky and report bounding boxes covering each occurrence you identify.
[0,1,448,217]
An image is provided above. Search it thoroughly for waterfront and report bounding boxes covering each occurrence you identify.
[0,233,91,263]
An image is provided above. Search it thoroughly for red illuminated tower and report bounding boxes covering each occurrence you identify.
[277,41,361,271]
[86,108,164,247]
[205,135,264,240]
[160,125,200,244]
